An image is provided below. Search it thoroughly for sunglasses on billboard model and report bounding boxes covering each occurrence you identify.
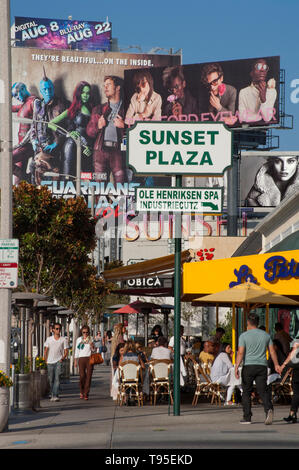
[254,63,269,71]
[206,74,223,87]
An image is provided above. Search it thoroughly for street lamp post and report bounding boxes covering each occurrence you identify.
[0,0,12,433]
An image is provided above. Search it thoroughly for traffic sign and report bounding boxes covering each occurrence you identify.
[0,239,19,288]
[127,121,232,176]
[136,187,223,214]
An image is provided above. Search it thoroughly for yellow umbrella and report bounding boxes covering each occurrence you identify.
[193,281,299,310]
[193,281,299,363]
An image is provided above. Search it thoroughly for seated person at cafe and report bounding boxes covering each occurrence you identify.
[112,343,125,371]
[135,340,148,363]
[199,341,215,370]
[151,324,163,345]
[210,342,241,405]
[150,336,173,360]
[120,339,145,369]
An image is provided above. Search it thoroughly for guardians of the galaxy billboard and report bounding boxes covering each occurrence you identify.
[14,16,112,52]
[11,48,180,213]
[124,56,280,129]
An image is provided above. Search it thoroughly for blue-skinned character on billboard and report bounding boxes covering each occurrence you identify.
[48,81,94,177]
[12,82,38,184]
[30,68,68,184]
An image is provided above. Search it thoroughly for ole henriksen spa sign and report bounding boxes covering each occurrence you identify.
[127,122,232,176]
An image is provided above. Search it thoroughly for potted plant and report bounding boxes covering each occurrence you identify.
[35,357,48,397]
[0,370,13,388]
[0,370,13,432]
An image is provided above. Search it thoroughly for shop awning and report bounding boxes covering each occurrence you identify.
[102,249,193,282]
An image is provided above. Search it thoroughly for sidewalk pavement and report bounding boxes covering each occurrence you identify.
[1,364,299,450]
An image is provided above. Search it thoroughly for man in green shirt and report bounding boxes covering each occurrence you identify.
[235,313,280,425]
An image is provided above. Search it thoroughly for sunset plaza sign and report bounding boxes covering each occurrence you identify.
[127,121,233,176]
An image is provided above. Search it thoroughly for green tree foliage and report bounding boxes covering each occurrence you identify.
[13,182,109,316]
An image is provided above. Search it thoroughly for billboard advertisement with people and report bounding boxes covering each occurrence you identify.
[11,47,180,214]
[240,153,299,207]
[124,56,280,129]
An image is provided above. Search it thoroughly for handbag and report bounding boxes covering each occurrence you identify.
[89,353,103,365]
[100,345,107,353]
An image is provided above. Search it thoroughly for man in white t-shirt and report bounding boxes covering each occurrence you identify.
[150,337,173,360]
[44,323,69,401]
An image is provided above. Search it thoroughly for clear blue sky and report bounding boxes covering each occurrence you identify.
[10,0,299,150]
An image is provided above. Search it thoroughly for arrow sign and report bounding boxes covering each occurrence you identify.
[136,187,223,214]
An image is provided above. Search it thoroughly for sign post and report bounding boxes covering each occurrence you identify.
[0,239,19,288]
[127,121,232,416]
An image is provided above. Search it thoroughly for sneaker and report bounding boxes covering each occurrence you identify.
[224,401,236,406]
[53,396,60,402]
[50,397,55,402]
[265,409,273,425]
[240,419,251,424]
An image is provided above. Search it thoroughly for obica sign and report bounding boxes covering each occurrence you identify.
[127,121,232,176]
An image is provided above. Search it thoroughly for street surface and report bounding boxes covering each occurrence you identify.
[1,365,299,451]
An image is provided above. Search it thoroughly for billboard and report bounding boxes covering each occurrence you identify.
[124,56,280,129]
[11,48,180,212]
[240,153,299,207]
[14,16,112,52]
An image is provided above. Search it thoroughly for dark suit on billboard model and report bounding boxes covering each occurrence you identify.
[86,76,126,184]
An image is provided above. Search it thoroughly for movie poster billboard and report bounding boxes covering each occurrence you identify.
[240,153,299,207]
[14,16,112,52]
[11,48,180,215]
[123,56,280,129]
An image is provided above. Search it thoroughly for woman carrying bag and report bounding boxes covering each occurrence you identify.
[74,325,95,400]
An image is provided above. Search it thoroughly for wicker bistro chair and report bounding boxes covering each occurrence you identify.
[197,362,226,406]
[192,362,211,406]
[149,359,174,406]
[118,360,144,406]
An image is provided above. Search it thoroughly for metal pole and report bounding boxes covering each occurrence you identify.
[76,137,81,197]
[227,150,239,236]
[0,0,12,433]
[173,175,182,416]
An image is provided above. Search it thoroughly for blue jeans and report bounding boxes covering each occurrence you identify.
[47,361,62,397]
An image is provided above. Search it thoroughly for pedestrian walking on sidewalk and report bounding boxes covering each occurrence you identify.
[278,335,299,423]
[44,322,69,402]
[234,313,280,425]
[74,325,95,400]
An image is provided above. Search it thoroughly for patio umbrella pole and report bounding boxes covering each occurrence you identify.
[174,175,182,416]
[232,304,236,365]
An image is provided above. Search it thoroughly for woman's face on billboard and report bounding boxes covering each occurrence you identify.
[272,156,298,181]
